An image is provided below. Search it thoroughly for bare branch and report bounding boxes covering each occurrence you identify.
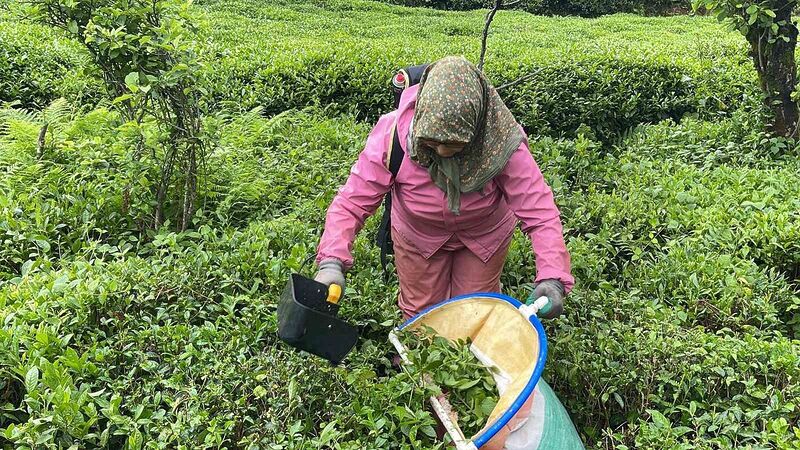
[496,67,543,91]
[478,0,502,72]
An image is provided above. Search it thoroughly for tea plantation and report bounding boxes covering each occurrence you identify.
[1,0,799,449]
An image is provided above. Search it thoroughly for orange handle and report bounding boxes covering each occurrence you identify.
[326,284,342,304]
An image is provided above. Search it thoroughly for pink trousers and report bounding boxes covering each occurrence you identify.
[394,228,513,319]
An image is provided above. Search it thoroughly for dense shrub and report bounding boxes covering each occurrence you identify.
[382,0,498,10]
[384,0,690,17]
[1,0,757,141]
[2,1,799,448]
[0,20,102,109]
[0,105,143,280]
[583,154,800,287]
[202,0,756,141]
[529,0,689,16]
[204,108,371,226]
[2,104,800,448]
[618,108,800,168]
[548,289,800,447]
[0,105,368,280]
[0,219,444,448]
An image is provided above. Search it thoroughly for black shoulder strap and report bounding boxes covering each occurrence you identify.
[377,127,405,280]
[380,63,425,280]
[389,126,404,178]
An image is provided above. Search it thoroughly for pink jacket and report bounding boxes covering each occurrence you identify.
[316,85,574,293]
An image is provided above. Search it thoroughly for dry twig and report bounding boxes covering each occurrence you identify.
[496,67,543,91]
[478,0,503,71]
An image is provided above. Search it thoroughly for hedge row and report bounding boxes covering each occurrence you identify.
[619,108,800,168]
[202,0,756,141]
[507,123,800,447]
[535,132,800,337]
[0,105,160,281]
[381,0,691,18]
[1,0,757,141]
[5,215,796,449]
[547,285,799,447]
[0,18,102,110]
[576,154,800,291]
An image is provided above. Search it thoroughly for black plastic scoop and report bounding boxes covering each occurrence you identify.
[277,273,358,365]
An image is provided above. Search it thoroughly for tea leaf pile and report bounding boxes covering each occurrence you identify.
[399,326,500,439]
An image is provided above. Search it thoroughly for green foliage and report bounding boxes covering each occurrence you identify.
[25,0,212,230]
[0,218,445,448]
[0,105,143,281]
[692,0,800,139]
[203,107,371,226]
[692,0,792,41]
[528,0,689,16]
[381,0,497,10]
[616,107,799,168]
[1,0,757,141]
[1,1,799,448]
[24,0,205,100]
[548,292,800,448]
[399,326,500,438]
[383,0,690,17]
[0,106,373,282]
[2,104,799,448]
[200,0,755,141]
[0,20,102,109]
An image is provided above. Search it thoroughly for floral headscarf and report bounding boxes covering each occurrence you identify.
[410,56,524,215]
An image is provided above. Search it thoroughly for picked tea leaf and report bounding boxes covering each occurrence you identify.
[398,326,500,439]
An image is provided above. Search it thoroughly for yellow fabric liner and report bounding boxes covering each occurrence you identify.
[404,296,540,437]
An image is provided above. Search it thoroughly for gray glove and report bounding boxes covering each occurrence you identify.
[314,258,346,293]
[527,279,565,319]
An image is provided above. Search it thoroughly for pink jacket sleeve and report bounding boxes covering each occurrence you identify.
[315,113,396,270]
[495,139,575,293]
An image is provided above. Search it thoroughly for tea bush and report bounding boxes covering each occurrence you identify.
[0,105,370,280]
[0,19,102,109]
[626,242,797,335]
[547,288,800,447]
[0,219,444,448]
[0,106,142,280]
[201,0,756,140]
[1,0,758,140]
[528,0,689,16]
[2,0,800,448]
[582,154,800,290]
[619,108,800,168]
[2,104,799,448]
[382,0,690,17]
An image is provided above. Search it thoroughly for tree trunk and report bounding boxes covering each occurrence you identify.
[747,9,800,137]
[180,146,197,232]
[36,123,48,158]
[154,147,177,230]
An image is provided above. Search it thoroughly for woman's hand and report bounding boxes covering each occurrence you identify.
[528,279,565,319]
[314,258,346,293]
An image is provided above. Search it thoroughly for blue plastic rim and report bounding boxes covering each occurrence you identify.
[397,292,549,448]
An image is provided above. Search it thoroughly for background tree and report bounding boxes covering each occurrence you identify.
[23,0,209,230]
[694,0,799,137]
